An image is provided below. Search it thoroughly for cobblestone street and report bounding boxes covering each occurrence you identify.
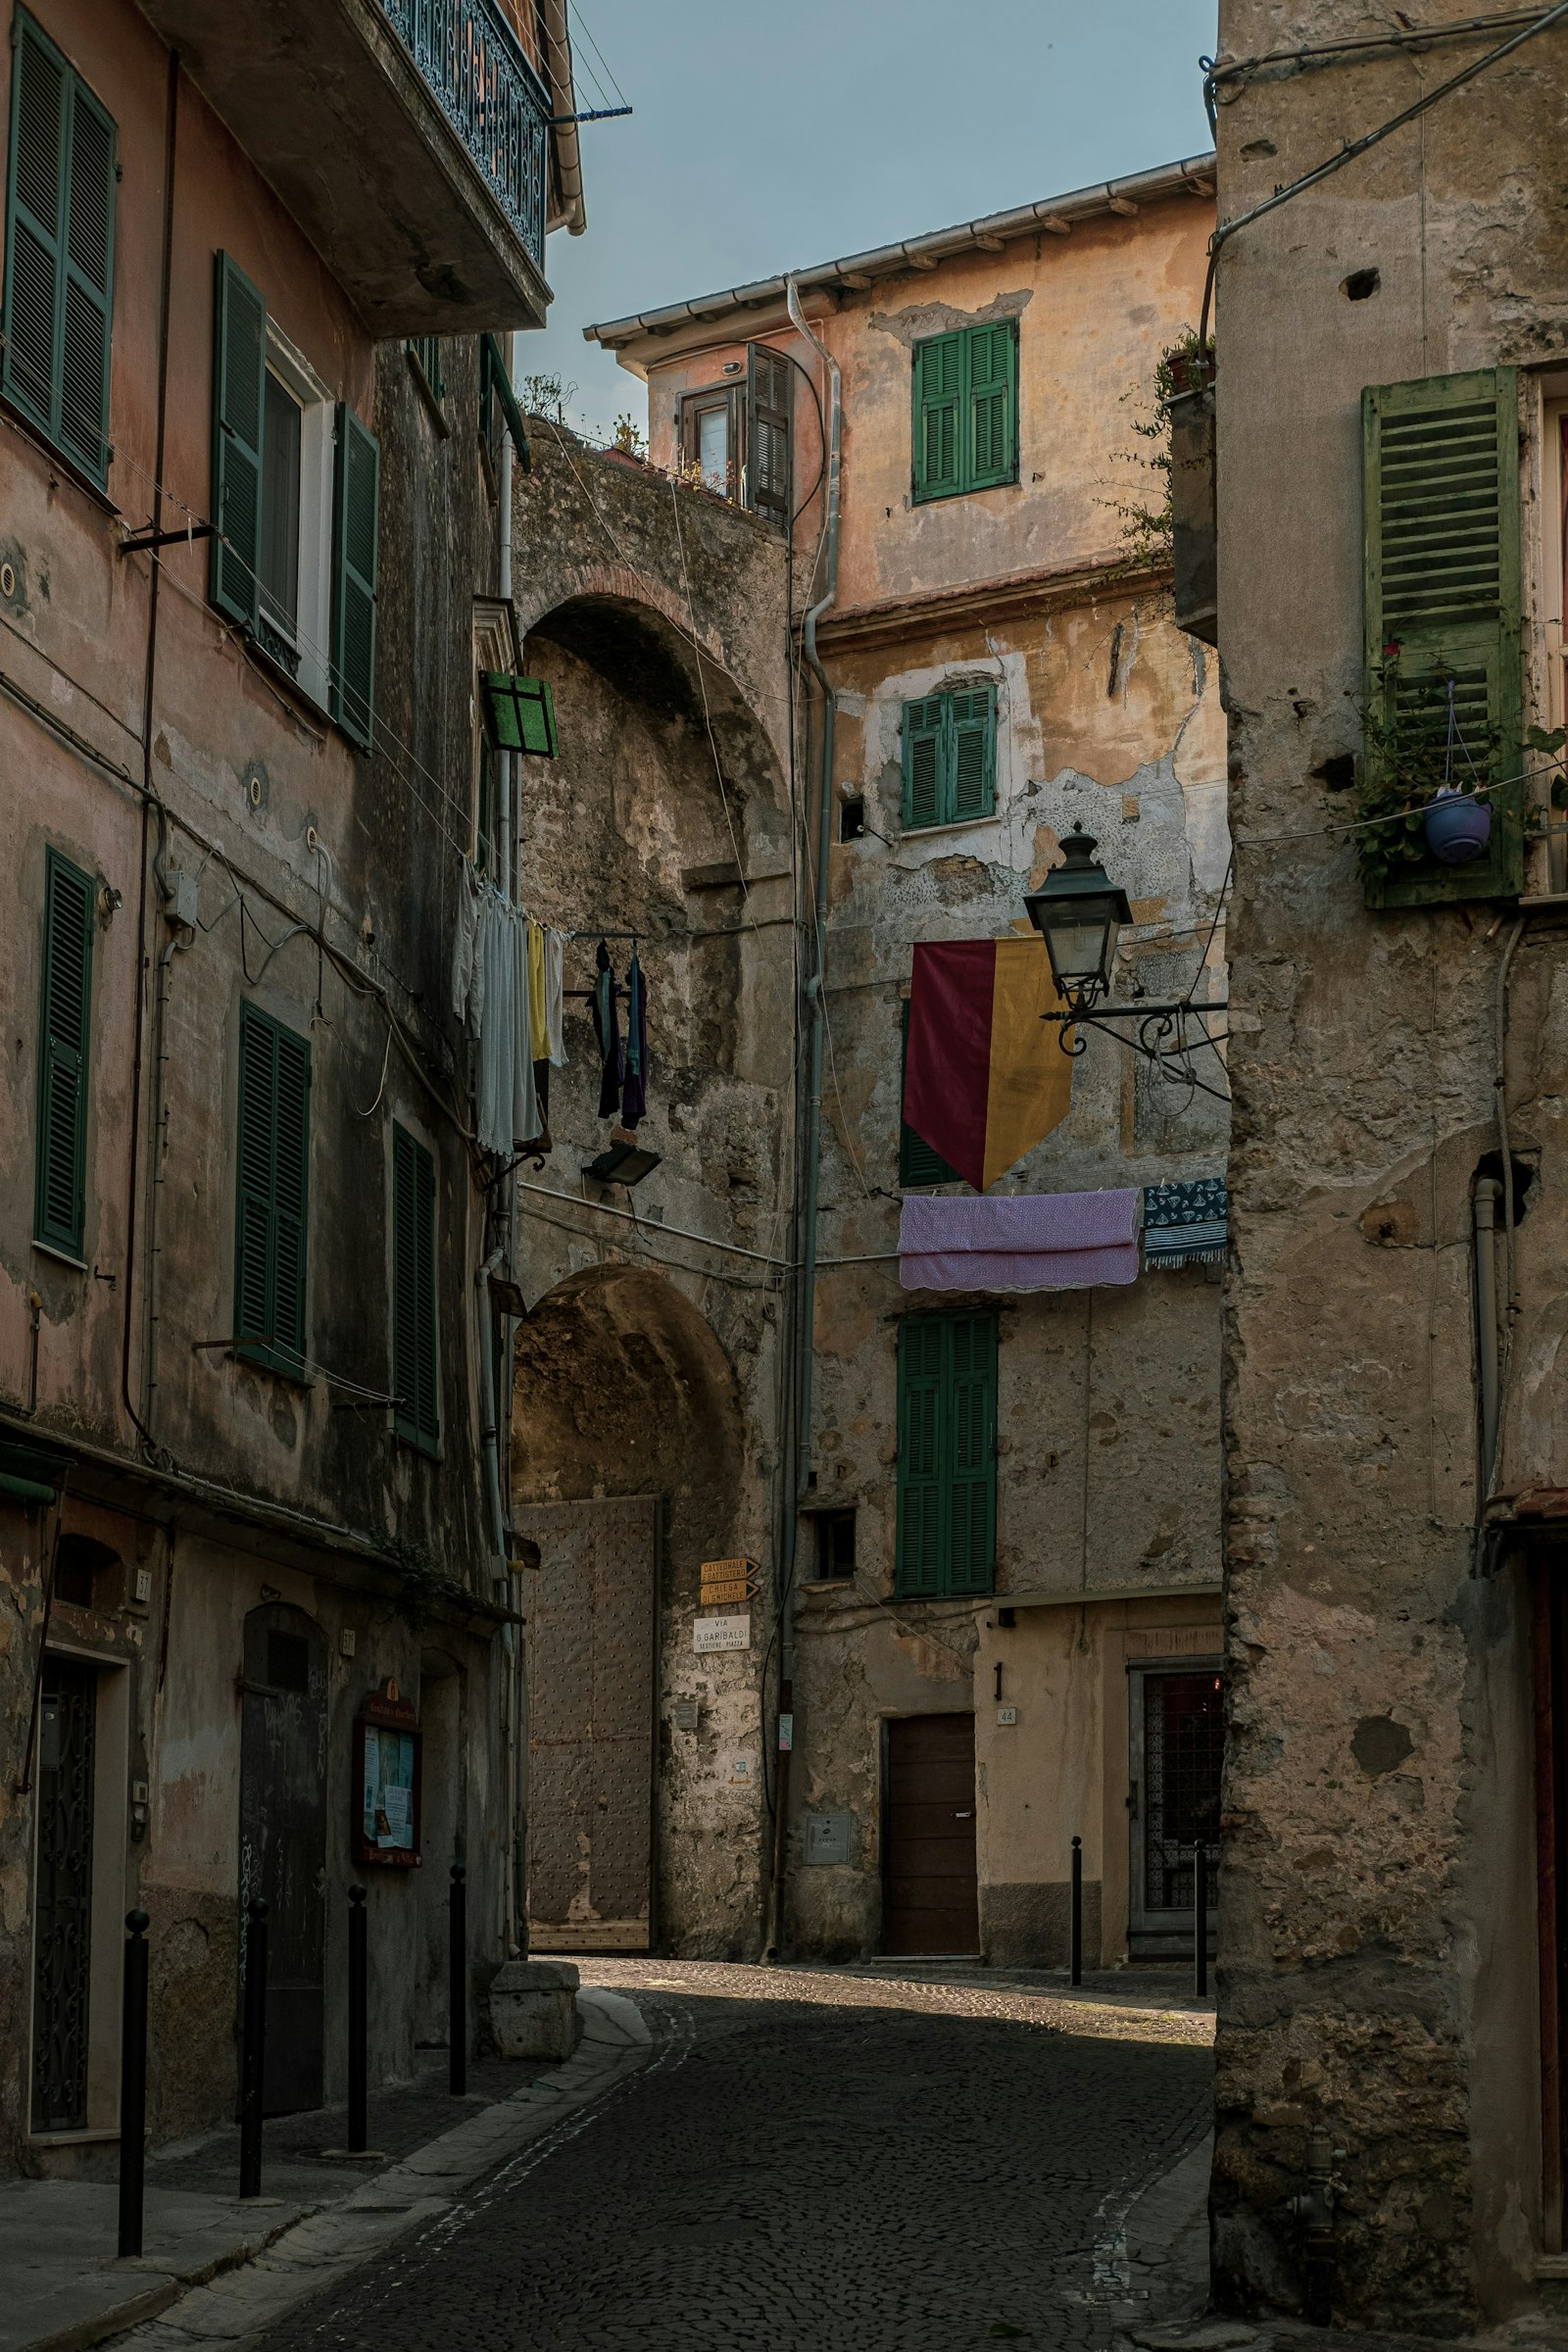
[242,1962,1213,2352]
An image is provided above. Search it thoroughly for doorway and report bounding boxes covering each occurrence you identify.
[1128,1661,1224,1958]
[882,1713,980,1955]
[238,1603,327,2114]
[416,1652,464,2045]
[31,1656,97,2132]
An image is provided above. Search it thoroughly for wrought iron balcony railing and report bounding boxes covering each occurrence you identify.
[376,0,550,270]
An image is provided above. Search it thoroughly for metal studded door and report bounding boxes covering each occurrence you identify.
[31,1656,97,2132]
[1129,1661,1224,1956]
[239,1604,328,2113]
[518,1496,658,1952]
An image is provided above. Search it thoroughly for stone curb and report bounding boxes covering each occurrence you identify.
[28,1987,654,2352]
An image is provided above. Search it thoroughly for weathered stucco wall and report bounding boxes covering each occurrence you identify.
[1212,0,1568,2327]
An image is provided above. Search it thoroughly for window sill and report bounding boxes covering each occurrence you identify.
[1,393,119,518]
[911,476,1019,507]
[238,628,330,741]
[231,1345,314,1391]
[395,1427,442,1463]
[900,812,1000,841]
[24,2127,121,2148]
[32,1239,88,1273]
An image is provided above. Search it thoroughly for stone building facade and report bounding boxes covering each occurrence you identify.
[1208,1,1568,2328]
[0,0,576,2172]
[573,160,1234,1971]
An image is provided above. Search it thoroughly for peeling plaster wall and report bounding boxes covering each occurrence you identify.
[1212,0,1568,2328]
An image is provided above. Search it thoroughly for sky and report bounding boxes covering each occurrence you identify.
[529,0,1219,443]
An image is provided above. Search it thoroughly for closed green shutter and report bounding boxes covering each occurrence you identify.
[902,695,945,827]
[3,12,116,488]
[896,1312,998,1599]
[331,402,379,751]
[234,1004,310,1374]
[392,1123,439,1452]
[912,331,962,500]
[1362,368,1522,906]
[210,252,266,627]
[899,1002,961,1187]
[966,320,1017,490]
[949,685,997,819]
[34,849,93,1258]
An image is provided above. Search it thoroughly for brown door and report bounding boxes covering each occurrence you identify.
[239,1604,327,2115]
[883,1713,979,1954]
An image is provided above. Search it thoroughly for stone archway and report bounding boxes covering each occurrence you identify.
[513,1265,760,1954]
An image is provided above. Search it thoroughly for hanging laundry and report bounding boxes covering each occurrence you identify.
[1143,1178,1228,1269]
[526,918,549,1062]
[452,858,486,1036]
[466,892,538,1156]
[543,927,566,1066]
[593,940,624,1118]
[621,948,648,1126]
[898,1189,1141,1292]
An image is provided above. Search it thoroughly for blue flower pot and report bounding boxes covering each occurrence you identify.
[1424,790,1493,865]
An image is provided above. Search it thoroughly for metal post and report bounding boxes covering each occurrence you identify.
[1069,1836,1083,1986]
[118,1910,150,2258]
[1195,1843,1209,1999]
[348,1886,368,2154]
[449,1864,466,2096]
[238,1897,269,2197]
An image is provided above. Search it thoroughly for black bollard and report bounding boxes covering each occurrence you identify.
[118,1910,150,2258]
[1195,1843,1209,1999]
[238,1897,269,2197]
[1069,1836,1083,1986]
[348,1886,368,2154]
[449,1864,466,2096]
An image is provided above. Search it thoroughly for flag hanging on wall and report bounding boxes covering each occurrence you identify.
[903,937,1073,1193]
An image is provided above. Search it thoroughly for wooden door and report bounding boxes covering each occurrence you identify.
[518,1496,658,1952]
[31,1656,97,2132]
[239,1604,327,2115]
[883,1712,979,1955]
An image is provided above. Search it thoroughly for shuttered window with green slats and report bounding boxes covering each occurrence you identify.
[392,1123,439,1454]
[331,403,379,750]
[34,850,93,1258]
[895,1312,997,1598]
[911,319,1017,503]
[1362,368,1523,906]
[234,1004,310,1375]
[899,1002,961,1188]
[901,682,997,829]
[2,10,117,487]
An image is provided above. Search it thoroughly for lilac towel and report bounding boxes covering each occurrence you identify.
[899,1190,1141,1293]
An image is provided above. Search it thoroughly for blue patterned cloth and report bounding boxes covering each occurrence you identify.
[1142,1178,1228,1268]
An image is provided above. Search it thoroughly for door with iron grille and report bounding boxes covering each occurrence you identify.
[31,1656,97,2132]
[239,1604,327,2114]
[518,1496,658,1952]
[1129,1662,1224,1956]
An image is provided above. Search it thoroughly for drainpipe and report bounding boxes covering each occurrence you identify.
[495,348,522,1952]
[1474,1176,1502,1494]
[765,278,840,1957]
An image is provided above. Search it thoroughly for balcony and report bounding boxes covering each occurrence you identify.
[136,0,556,334]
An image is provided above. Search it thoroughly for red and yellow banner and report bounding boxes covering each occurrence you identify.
[903,938,1072,1193]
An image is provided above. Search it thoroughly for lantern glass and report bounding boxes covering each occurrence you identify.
[1040,902,1120,991]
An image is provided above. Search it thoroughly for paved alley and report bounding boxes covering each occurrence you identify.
[234,1962,1213,2352]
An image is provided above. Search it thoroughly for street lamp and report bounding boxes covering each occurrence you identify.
[1023,824,1131,1009]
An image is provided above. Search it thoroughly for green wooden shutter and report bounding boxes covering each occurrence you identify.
[966,320,1017,490]
[902,695,946,828]
[331,402,379,751]
[945,1313,997,1594]
[912,331,962,501]
[896,1319,946,1596]
[210,252,266,627]
[234,1004,309,1373]
[3,14,116,488]
[949,684,997,819]
[1362,368,1522,906]
[746,343,792,523]
[392,1123,439,1451]
[34,849,93,1258]
[899,1002,961,1187]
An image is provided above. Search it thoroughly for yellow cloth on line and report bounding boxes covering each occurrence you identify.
[526,918,549,1061]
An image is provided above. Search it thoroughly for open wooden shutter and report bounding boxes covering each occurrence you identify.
[912,332,961,501]
[899,1002,961,1187]
[58,74,114,483]
[235,1005,309,1371]
[949,685,997,820]
[966,320,1016,490]
[945,1313,997,1595]
[903,695,946,828]
[210,252,266,627]
[3,14,66,438]
[746,343,792,524]
[896,1319,946,1596]
[34,850,93,1258]
[331,403,379,751]
[393,1123,439,1450]
[1363,368,1522,906]
[270,1024,310,1367]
